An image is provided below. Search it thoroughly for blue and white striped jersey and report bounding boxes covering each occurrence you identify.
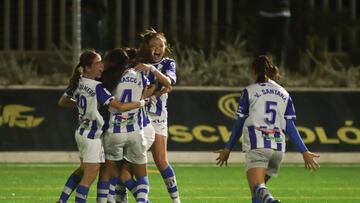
[237,80,296,152]
[145,57,176,116]
[65,77,114,139]
[107,69,150,133]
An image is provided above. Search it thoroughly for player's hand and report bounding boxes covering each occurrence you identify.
[141,85,156,99]
[154,86,172,96]
[302,151,320,171]
[215,148,231,167]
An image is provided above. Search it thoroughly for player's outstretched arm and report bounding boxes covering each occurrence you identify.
[286,119,320,170]
[215,117,246,167]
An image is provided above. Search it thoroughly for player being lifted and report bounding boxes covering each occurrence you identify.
[215,55,320,203]
[135,29,181,203]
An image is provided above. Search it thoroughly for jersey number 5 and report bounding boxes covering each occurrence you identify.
[265,101,277,124]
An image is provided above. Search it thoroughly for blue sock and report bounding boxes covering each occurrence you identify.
[160,165,179,200]
[134,176,150,203]
[254,184,277,203]
[75,185,89,203]
[59,174,81,203]
[97,181,110,203]
[114,178,128,203]
[252,197,262,203]
[107,177,118,203]
[123,178,137,198]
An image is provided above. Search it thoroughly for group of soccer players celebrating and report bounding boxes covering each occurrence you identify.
[55,26,320,203]
[57,29,181,203]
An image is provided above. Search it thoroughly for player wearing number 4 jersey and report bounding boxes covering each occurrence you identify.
[56,50,151,203]
[97,48,154,203]
[215,55,320,203]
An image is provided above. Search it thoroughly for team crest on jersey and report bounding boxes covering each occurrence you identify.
[218,93,242,119]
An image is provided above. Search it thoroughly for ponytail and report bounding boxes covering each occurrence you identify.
[252,55,280,83]
[68,65,83,92]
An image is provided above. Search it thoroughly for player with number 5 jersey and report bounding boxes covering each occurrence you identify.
[216,55,320,203]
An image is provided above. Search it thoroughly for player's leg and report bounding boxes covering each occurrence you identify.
[246,149,281,203]
[107,176,120,203]
[75,162,101,203]
[125,130,151,203]
[132,164,150,203]
[247,167,282,203]
[97,160,118,203]
[75,135,104,203]
[57,165,84,203]
[117,161,133,202]
[151,134,180,203]
[102,131,127,203]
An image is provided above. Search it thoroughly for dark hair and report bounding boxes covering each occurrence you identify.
[101,48,130,91]
[252,55,280,83]
[137,28,172,63]
[68,50,98,92]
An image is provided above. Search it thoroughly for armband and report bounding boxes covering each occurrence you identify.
[139,99,146,107]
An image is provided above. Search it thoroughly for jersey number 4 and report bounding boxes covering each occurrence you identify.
[120,89,133,102]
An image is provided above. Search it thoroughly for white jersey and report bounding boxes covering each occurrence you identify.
[237,80,296,152]
[145,57,176,117]
[107,69,150,133]
[65,77,114,139]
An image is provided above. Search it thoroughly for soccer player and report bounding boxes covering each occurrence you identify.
[215,55,320,203]
[97,48,155,203]
[57,50,150,203]
[135,29,181,203]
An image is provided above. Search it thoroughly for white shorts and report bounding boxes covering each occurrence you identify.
[245,148,284,177]
[103,130,147,164]
[143,124,155,150]
[75,133,105,163]
[148,112,168,137]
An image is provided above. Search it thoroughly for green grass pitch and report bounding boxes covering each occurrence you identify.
[0,163,359,203]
